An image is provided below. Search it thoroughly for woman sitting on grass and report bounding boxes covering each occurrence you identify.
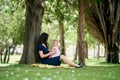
[37,32,82,68]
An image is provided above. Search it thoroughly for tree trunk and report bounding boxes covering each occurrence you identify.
[77,0,85,65]
[59,21,65,55]
[118,21,120,61]
[93,45,96,57]
[0,45,4,63]
[19,0,44,64]
[106,21,120,63]
[73,52,77,60]
[73,44,77,60]
[7,47,11,63]
[11,39,16,55]
[4,47,8,63]
[83,41,88,59]
[97,42,100,60]
[0,54,1,63]
[106,43,119,63]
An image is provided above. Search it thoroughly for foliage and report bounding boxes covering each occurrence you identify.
[0,0,97,48]
[43,0,97,48]
[43,0,78,47]
[0,0,25,45]
[44,0,76,22]
[84,28,97,48]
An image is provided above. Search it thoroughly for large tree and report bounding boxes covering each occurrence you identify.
[85,0,120,63]
[19,0,44,64]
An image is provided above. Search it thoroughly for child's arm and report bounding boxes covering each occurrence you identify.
[48,48,56,58]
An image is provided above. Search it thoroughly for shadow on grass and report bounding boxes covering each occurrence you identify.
[0,62,120,70]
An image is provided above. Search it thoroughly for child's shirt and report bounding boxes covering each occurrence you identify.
[50,46,60,58]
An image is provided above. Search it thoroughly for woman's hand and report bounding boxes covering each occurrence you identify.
[39,51,53,59]
[39,49,56,59]
[49,50,55,55]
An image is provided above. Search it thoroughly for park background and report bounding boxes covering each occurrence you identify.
[0,0,120,80]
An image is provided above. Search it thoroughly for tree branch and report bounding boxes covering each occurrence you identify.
[85,14,104,43]
[96,3,107,44]
[113,0,120,33]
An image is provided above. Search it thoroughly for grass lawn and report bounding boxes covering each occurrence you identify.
[0,55,120,80]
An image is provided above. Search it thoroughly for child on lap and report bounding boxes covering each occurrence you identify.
[49,39,60,58]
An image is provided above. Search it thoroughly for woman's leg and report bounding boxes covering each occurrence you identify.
[60,55,79,67]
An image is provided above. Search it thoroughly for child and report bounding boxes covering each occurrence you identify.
[49,39,60,58]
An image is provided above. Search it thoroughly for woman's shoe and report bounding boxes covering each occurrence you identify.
[75,65,82,68]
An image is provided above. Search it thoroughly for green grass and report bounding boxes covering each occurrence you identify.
[0,55,120,80]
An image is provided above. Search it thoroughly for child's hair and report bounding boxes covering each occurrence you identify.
[53,39,58,42]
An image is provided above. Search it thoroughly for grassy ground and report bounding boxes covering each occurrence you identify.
[0,55,120,80]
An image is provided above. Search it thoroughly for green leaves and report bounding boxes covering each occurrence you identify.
[0,0,25,45]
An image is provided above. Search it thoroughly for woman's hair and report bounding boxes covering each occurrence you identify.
[38,32,49,48]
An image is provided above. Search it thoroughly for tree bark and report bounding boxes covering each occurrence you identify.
[105,0,120,63]
[73,44,77,60]
[77,0,85,65]
[85,0,120,63]
[106,43,119,63]
[97,42,100,60]
[84,41,88,59]
[106,18,120,63]
[0,44,4,63]
[59,21,65,55]
[19,0,44,64]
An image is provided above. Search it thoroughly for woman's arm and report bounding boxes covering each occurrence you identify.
[39,51,54,58]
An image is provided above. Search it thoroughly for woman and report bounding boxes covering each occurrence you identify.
[37,32,81,68]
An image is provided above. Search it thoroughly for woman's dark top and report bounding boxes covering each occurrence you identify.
[37,44,61,66]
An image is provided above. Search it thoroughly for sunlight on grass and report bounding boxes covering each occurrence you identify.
[0,55,21,67]
[0,55,120,80]
[85,57,119,67]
